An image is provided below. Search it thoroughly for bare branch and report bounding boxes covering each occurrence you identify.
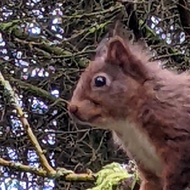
[0,72,55,173]
[0,157,95,181]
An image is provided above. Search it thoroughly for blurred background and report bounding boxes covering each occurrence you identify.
[0,0,189,189]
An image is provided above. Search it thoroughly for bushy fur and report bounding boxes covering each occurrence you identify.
[69,36,190,190]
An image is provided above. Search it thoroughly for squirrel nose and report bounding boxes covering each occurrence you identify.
[68,104,78,114]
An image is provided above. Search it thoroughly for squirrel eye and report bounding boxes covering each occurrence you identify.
[94,76,106,87]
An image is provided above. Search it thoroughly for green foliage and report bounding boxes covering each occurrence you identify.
[87,162,138,190]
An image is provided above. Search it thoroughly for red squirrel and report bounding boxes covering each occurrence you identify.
[68,35,190,190]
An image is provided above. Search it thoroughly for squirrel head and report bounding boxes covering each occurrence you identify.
[68,36,153,129]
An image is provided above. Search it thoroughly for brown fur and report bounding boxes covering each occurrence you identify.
[68,36,190,190]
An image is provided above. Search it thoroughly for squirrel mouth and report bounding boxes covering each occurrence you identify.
[71,114,102,125]
[88,114,102,123]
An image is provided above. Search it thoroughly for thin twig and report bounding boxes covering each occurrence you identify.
[0,157,95,181]
[0,72,55,173]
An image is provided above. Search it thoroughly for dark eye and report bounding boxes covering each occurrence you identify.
[94,76,106,87]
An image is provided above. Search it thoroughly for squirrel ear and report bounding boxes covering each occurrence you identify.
[106,37,129,66]
[106,36,149,82]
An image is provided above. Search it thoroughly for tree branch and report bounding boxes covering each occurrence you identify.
[0,157,95,181]
[0,72,55,173]
[9,77,68,108]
